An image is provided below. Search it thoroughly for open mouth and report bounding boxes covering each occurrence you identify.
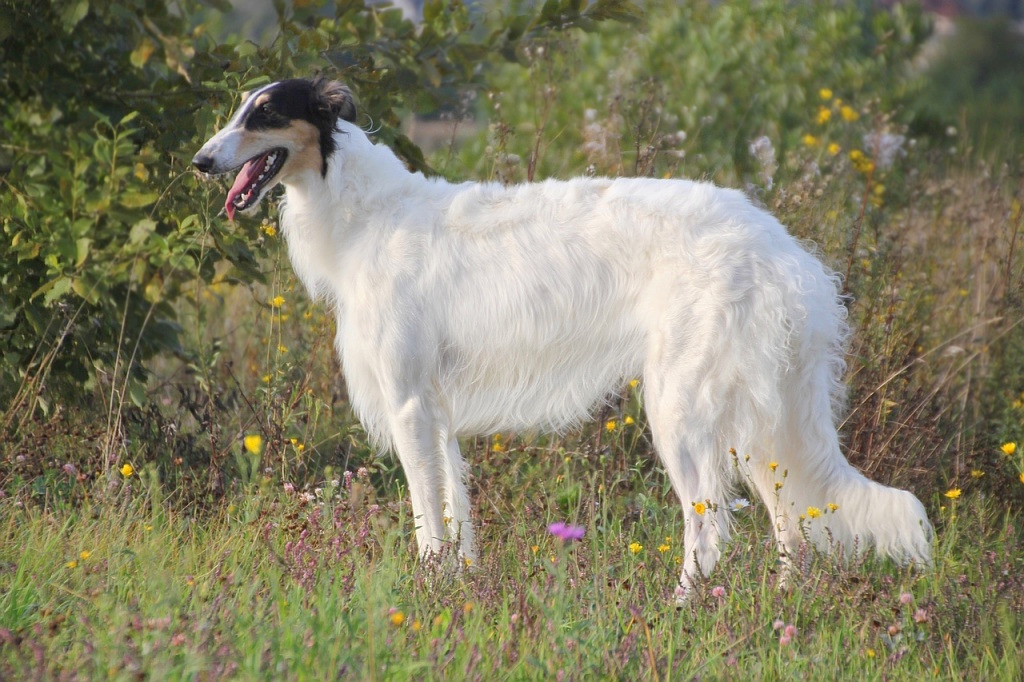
[225,148,288,221]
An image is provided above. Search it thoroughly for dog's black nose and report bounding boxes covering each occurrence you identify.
[192,154,214,173]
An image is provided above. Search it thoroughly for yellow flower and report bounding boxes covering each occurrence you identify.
[629,542,643,555]
[629,378,639,389]
[849,149,865,161]
[819,88,834,101]
[802,134,820,147]
[826,502,839,512]
[658,543,670,553]
[944,488,961,500]
[261,374,271,384]
[806,506,822,519]
[492,442,506,453]
[120,463,134,478]
[243,434,263,455]
[270,295,285,308]
[970,470,985,479]
[624,416,635,426]
[390,610,405,627]
[693,502,707,516]
[79,550,91,560]
[768,461,779,472]
[866,648,876,659]
[66,560,78,569]
[277,344,288,354]
[463,602,474,614]
[827,142,841,156]
[840,105,860,122]
[816,107,832,124]
[605,420,617,432]
[1001,442,1017,456]
[1019,472,1024,485]
[531,544,539,554]
[262,224,277,237]
[412,619,422,632]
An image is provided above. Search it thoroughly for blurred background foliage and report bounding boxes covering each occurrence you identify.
[1,0,1023,506]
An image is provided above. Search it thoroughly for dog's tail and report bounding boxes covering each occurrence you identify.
[751,256,933,566]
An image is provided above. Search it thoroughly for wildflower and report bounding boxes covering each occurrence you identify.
[779,634,792,646]
[624,416,635,426]
[463,602,474,614]
[262,224,277,237]
[145,524,153,532]
[840,105,860,122]
[79,550,91,561]
[802,134,819,147]
[412,619,422,632]
[1001,442,1017,456]
[605,420,617,432]
[784,624,797,638]
[693,502,707,516]
[389,609,405,627]
[819,88,833,101]
[243,434,263,455]
[277,344,288,354]
[913,608,929,624]
[629,378,639,389]
[547,522,586,542]
[491,434,506,453]
[270,295,285,308]
[899,592,914,606]
[773,620,785,631]
[711,585,726,598]
[1019,472,1024,485]
[658,543,671,553]
[944,488,961,500]
[186,575,195,587]
[768,461,779,472]
[816,107,832,124]
[629,542,643,555]
[863,132,905,169]
[261,374,271,384]
[827,142,841,156]
[120,463,134,478]
[728,498,750,512]
[66,560,78,569]
[866,648,876,658]
[806,506,822,519]
[970,470,984,479]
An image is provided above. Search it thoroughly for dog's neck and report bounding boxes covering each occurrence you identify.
[276,124,445,300]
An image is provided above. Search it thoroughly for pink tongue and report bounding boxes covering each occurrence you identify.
[224,154,266,222]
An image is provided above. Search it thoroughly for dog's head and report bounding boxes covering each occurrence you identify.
[192,77,356,221]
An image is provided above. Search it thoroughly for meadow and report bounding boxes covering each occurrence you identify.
[2,0,1024,678]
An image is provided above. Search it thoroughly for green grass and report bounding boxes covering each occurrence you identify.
[2,457,1021,680]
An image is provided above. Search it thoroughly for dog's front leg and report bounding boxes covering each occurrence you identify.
[388,395,446,559]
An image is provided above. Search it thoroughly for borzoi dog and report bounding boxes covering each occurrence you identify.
[193,77,932,599]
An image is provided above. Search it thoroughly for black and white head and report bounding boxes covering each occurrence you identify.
[192,77,356,220]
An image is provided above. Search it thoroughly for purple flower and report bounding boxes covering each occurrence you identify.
[547,522,585,542]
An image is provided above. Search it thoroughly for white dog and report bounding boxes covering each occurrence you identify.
[193,77,932,598]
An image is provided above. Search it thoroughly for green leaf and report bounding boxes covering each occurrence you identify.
[120,191,159,209]
[60,0,89,31]
[129,219,157,245]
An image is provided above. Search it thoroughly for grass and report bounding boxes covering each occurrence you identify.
[2,442,1023,679]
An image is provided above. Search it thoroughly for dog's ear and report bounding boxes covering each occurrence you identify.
[313,78,357,124]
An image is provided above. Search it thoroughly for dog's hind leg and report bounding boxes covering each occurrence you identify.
[443,436,476,565]
[389,396,446,559]
[643,332,734,604]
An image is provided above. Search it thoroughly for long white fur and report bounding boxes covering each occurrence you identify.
[198,86,933,598]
